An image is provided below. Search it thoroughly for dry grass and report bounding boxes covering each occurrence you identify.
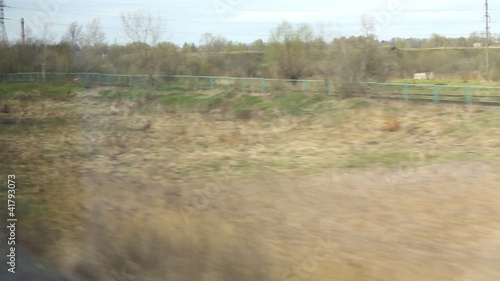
[1,88,499,280]
[382,115,400,132]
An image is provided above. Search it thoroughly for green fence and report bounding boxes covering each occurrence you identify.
[3,72,500,105]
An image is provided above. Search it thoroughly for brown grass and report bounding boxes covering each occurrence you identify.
[382,115,400,132]
[1,89,499,280]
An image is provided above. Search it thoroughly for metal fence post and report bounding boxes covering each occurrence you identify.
[433,85,440,104]
[262,79,266,92]
[303,80,308,93]
[466,87,473,104]
[194,77,198,90]
[210,77,214,89]
[403,84,409,102]
[166,75,171,87]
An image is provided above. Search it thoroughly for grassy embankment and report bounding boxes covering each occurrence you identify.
[0,81,499,280]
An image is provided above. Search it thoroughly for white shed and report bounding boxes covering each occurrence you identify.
[413,72,434,80]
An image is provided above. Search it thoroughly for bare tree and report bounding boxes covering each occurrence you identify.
[75,18,106,73]
[120,9,163,45]
[120,10,164,85]
[36,23,56,81]
[24,26,36,45]
[62,21,83,48]
[313,22,339,93]
[199,32,227,52]
[360,14,377,39]
[83,18,105,48]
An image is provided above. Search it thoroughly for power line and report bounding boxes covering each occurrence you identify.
[4,2,497,44]
[16,17,485,37]
[6,3,491,23]
[9,0,492,14]
[7,6,485,28]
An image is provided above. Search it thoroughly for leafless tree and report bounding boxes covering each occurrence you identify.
[23,26,36,45]
[199,33,227,52]
[83,18,105,48]
[120,9,163,45]
[74,18,106,73]
[360,14,377,39]
[120,10,165,85]
[62,21,83,48]
[36,23,56,81]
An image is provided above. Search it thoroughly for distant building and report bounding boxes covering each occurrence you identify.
[413,72,434,80]
[473,43,484,48]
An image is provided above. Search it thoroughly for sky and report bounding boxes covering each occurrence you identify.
[2,0,498,45]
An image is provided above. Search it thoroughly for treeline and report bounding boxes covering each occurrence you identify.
[0,16,499,81]
[389,31,500,49]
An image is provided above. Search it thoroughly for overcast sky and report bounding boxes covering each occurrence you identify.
[2,0,498,45]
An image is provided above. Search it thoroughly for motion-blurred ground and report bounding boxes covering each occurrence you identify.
[0,87,499,280]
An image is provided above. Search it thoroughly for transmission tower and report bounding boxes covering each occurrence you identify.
[21,18,24,44]
[0,0,7,45]
[485,0,491,78]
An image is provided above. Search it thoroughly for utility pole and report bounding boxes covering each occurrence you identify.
[21,17,25,44]
[0,0,8,46]
[485,0,491,79]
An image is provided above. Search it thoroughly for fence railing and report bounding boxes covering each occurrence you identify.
[3,72,500,105]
